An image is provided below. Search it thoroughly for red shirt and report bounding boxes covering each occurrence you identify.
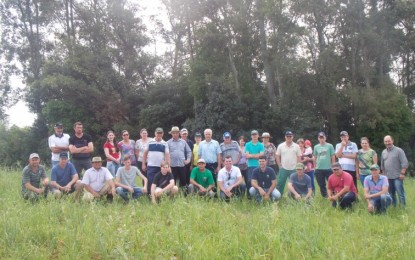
[103,142,120,161]
[328,171,357,195]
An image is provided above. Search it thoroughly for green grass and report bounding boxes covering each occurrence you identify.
[1,169,414,259]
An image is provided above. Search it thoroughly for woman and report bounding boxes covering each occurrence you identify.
[297,138,315,193]
[357,137,378,186]
[237,136,248,188]
[118,130,137,166]
[261,132,278,175]
[134,128,152,174]
[103,130,120,177]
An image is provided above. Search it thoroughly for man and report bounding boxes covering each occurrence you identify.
[188,158,215,197]
[198,129,222,185]
[276,131,301,195]
[287,163,313,201]
[192,132,202,167]
[48,122,70,167]
[50,152,80,198]
[151,161,179,204]
[335,131,358,190]
[249,156,281,202]
[313,132,336,197]
[245,130,265,197]
[167,126,192,189]
[217,156,246,201]
[69,122,94,178]
[327,162,357,209]
[220,132,241,167]
[21,153,49,201]
[381,135,408,207]
[115,156,148,203]
[364,164,392,214]
[142,127,170,194]
[79,157,116,202]
[181,128,194,187]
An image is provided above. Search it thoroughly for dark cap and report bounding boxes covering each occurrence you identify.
[59,152,68,158]
[285,131,293,136]
[340,131,348,136]
[55,122,63,128]
[318,131,326,137]
[195,132,202,137]
[155,127,164,133]
[223,132,231,138]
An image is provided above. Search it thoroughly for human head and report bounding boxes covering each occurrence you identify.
[107,130,115,141]
[295,163,305,175]
[29,153,40,167]
[223,132,231,143]
[258,156,267,169]
[140,128,148,139]
[122,155,131,167]
[155,127,164,141]
[383,135,394,149]
[91,156,103,170]
[296,138,304,147]
[160,161,170,174]
[370,164,380,176]
[261,132,271,143]
[180,128,188,139]
[360,137,370,148]
[331,162,342,176]
[204,129,212,141]
[58,152,68,166]
[121,130,129,140]
[318,132,326,144]
[285,131,294,143]
[169,126,180,139]
[194,132,202,143]
[54,122,64,136]
[197,158,206,171]
[251,130,259,142]
[238,136,246,146]
[73,122,83,135]
[304,140,312,148]
[340,131,349,142]
[224,156,233,169]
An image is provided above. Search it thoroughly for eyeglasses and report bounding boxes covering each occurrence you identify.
[123,134,129,136]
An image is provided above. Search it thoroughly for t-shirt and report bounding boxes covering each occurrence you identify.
[134,138,153,162]
[152,172,174,188]
[357,149,377,176]
[192,143,199,166]
[336,141,358,171]
[327,171,357,195]
[198,140,221,164]
[313,143,335,170]
[21,165,47,193]
[276,142,301,170]
[190,167,214,188]
[146,140,169,167]
[81,167,113,192]
[364,175,390,195]
[69,133,93,159]
[289,173,312,195]
[245,141,265,167]
[251,166,276,189]
[51,162,77,187]
[104,141,119,162]
[217,165,242,189]
[116,166,141,187]
[220,141,241,164]
[118,140,136,164]
[48,133,70,161]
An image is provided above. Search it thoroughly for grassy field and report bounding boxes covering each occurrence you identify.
[1,169,414,259]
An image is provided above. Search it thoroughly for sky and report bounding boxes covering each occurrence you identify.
[5,0,167,128]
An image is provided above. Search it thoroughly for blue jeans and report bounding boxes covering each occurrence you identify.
[106,161,119,178]
[276,168,295,195]
[332,192,356,209]
[359,174,369,187]
[305,170,315,192]
[249,187,281,202]
[370,194,392,213]
[388,178,405,207]
[247,167,256,198]
[220,184,246,201]
[116,187,144,201]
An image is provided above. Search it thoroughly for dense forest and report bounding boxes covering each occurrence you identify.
[0,0,414,168]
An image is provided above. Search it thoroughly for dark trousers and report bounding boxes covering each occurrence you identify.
[184,163,192,186]
[171,166,187,188]
[344,170,357,192]
[332,192,356,209]
[315,169,332,197]
[137,161,147,186]
[206,162,218,187]
[147,166,160,194]
[72,158,92,179]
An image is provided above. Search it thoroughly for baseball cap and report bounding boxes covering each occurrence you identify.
[195,132,202,137]
[54,122,63,128]
[295,163,305,170]
[29,153,39,159]
[197,158,206,164]
[223,132,231,138]
[59,152,68,158]
[251,130,259,135]
[181,128,188,134]
[91,157,103,162]
[318,131,326,137]
[370,164,380,170]
[155,127,164,133]
[285,131,293,136]
[340,131,348,136]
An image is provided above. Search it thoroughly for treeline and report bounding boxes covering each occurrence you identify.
[1,0,415,167]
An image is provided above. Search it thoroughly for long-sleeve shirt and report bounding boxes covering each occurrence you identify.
[167,138,192,167]
[381,145,408,179]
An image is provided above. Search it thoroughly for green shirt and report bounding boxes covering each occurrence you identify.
[190,167,214,188]
[313,143,335,170]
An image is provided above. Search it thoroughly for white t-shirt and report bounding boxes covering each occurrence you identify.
[217,165,242,189]
[48,133,70,161]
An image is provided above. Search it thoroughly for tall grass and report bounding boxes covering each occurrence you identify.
[1,169,414,259]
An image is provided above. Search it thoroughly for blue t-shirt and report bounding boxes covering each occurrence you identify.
[245,141,264,167]
[51,162,77,186]
[251,166,276,189]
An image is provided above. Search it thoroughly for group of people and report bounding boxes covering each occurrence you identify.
[21,121,409,213]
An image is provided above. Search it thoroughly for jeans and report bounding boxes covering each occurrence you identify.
[147,166,161,194]
[220,184,246,201]
[388,178,405,207]
[305,170,315,192]
[72,158,92,179]
[246,167,256,198]
[106,161,119,178]
[171,166,187,187]
[315,169,332,197]
[206,163,218,187]
[116,187,144,201]
[276,168,295,195]
[370,194,392,213]
[188,184,215,197]
[359,174,369,187]
[249,187,281,202]
[332,192,356,209]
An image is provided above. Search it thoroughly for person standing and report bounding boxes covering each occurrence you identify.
[118,130,137,166]
[356,137,378,186]
[103,130,120,177]
[198,129,222,185]
[245,130,264,198]
[381,135,408,207]
[192,132,202,167]
[220,131,241,166]
[327,162,357,210]
[181,128,194,187]
[313,132,336,198]
[48,122,70,167]
[276,131,301,195]
[167,126,192,189]
[69,122,94,179]
[298,138,315,193]
[21,153,49,201]
[261,132,278,175]
[364,164,392,214]
[134,128,152,178]
[237,136,248,189]
[335,131,358,190]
